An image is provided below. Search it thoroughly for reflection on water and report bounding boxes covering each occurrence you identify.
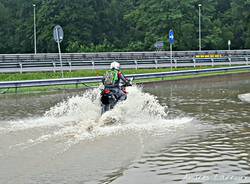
[0,92,73,121]
[0,73,250,184]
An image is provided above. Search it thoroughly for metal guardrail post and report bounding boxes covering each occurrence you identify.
[68,62,72,72]
[193,58,196,68]
[174,59,177,68]
[154,59,158,69]
[211,58,214,67]
[134,60,138,70]
[246,57,249,65]
[228,57,232,66]
[92,61,95,70]
[52,62,56,72]
[19,62,23,74]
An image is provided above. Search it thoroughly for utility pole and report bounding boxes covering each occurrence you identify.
[198,4,202,51]
[33,4,37,54]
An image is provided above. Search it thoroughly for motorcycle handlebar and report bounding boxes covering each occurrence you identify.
[120,77,133,87]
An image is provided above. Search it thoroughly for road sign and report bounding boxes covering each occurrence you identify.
[53,25,64,78]
[169,29,175,45]
[154,41,164,49]
[53,25,64,43]
[169,29,175,71]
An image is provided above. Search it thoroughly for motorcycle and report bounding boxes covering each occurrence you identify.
[100,79,133,114]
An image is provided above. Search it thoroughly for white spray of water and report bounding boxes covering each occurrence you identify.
[2,86,193,151]
[238,93,250,103]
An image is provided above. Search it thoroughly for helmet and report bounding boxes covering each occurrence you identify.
[110,61,120,70]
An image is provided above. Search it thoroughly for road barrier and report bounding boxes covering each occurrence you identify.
[0,50,250,73]
[0,66,250,91]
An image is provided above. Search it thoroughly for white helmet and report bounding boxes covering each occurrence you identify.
[110,61,120,70]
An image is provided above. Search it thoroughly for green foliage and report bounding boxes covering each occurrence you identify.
[0,0,250,53]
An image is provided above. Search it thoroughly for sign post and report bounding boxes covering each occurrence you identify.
[169,29,175,71]
[53,25,64,78]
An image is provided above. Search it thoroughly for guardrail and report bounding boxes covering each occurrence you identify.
[0,50,249,73]
[0,56,249,73]
[1,50,250,60]
[1,66,250,91]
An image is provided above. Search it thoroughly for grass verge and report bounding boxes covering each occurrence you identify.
[0,66,249,94]
[0,66,223,81]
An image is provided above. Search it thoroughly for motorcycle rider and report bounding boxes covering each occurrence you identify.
[102,61,130,101]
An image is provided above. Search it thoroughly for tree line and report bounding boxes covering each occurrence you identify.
[0,0,250,53]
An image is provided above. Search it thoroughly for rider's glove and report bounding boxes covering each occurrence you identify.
[126,81,132,86]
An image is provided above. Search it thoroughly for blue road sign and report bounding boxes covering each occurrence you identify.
[169,29,174,45]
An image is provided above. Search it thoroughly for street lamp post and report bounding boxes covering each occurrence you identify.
[228,40,231,51]
[198,4,202,51]
[33,4,37,54]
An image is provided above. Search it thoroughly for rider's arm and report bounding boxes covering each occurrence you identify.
[101,76,105,84]
[118,71,128,83]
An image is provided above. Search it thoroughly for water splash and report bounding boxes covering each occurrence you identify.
[2,86,193,151]
[238,93,250,103]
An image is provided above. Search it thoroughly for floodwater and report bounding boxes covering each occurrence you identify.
[0,73,250,184]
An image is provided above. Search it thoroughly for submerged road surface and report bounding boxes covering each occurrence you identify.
[0,73,250,184]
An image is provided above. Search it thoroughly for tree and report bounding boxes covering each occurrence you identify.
[0,0,250,53]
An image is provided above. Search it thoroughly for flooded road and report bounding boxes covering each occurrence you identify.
[0,73,250,184]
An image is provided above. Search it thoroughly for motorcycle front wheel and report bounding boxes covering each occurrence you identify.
[101,104,111,114]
